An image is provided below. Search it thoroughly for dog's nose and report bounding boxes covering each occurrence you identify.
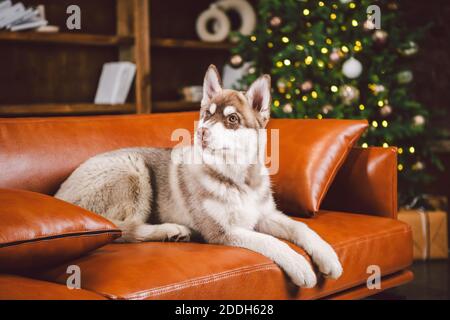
[198,127,210,148]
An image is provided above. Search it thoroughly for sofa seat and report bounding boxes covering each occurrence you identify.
[29,210,412,300]
[0,274,106,300]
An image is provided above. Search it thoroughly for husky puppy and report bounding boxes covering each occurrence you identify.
[55,65,342,287]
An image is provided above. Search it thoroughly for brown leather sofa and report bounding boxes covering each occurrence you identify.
[0,112,413,300]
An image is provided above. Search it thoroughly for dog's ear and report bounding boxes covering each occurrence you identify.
[202,64,222,107]
[246,75,271,123]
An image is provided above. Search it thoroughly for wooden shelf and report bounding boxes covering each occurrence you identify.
[0,103,135,117]
[152,38,234,50]
[0,31,134,46]
[152,100,200,112]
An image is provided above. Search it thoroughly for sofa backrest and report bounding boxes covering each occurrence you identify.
[0,112,199,195]
[0,112,369,217]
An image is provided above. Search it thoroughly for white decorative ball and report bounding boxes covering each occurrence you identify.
[342,57,363,79]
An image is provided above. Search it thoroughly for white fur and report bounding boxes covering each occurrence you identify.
[209,103,217,114]
[223,105,236,116]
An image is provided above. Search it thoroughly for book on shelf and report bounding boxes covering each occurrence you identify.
[95,62,136,105]
[0,0,48,31]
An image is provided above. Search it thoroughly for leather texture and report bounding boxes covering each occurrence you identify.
[268,119,368,216]
[0,113,198,195]
[0,113,367,216]
[322,147,398,218]
[325,270,413,300]
[32,211,412,300]
[0,274,106,300]
[0,188,121,272]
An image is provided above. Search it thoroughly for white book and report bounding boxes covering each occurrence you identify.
[0,0,12,12]
[10,19,47,31]
[0,2,25,28]
[95,62,136,105]
[9,8,38,27]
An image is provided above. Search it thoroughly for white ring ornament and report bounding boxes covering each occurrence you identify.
[196,4,231,42]
[216,0,256,36]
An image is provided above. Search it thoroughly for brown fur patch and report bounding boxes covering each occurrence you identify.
[203,90,260,130]
[204,164,242,192]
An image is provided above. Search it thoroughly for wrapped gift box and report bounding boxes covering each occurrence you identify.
[398,209,448,260]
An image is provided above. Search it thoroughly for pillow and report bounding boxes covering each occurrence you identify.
[267,119,368,217]
[0,188,121,272]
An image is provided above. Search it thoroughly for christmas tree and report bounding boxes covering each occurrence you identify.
[231,0,442,204]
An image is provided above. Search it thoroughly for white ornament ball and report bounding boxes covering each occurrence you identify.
[413,115,425,126]
[282,103,293,113]
[342,57,363,79]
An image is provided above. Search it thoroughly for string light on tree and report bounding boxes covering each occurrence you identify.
[369,83,386,95]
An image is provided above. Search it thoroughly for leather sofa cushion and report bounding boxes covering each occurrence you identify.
[267,119,368,216]
[0,189,121,272]
[0,274,106,300]
[32,211,412,300]
[322,147,398,218]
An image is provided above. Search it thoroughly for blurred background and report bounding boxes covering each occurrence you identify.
[0,0,448,299]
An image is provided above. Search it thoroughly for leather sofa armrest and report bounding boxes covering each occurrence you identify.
[321,147,398,219]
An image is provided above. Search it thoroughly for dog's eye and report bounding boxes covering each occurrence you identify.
[227,114,239,124]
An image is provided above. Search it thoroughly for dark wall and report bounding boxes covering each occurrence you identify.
[400,0,450,134]
[399,1,449,211]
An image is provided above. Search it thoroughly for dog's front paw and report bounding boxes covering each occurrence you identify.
[165,224,191,242]
[312,244,343,279]
[286,255,317,288]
